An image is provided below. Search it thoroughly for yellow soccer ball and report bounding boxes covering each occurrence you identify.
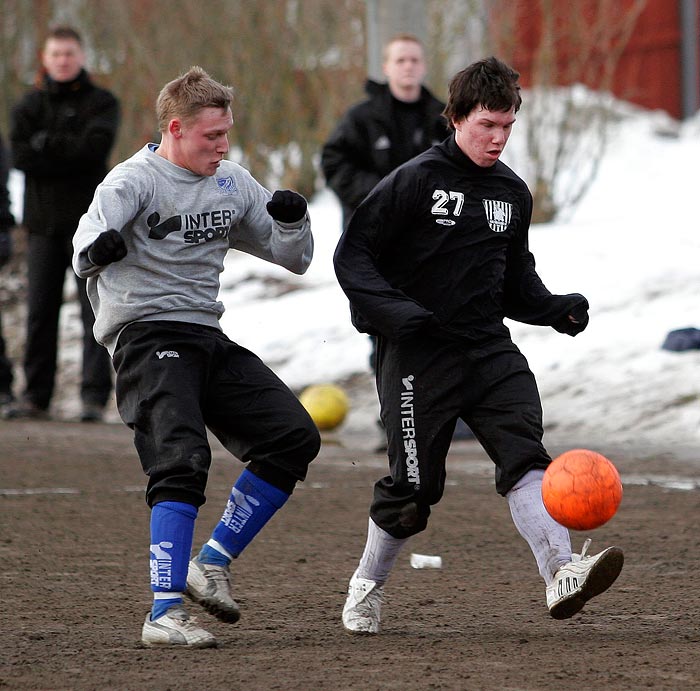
[299,383,349,431]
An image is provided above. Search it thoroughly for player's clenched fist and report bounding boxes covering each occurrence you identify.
[266,190,307,224]
[87,229,127,266]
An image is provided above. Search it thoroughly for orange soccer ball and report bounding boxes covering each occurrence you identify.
[541,449,623,531]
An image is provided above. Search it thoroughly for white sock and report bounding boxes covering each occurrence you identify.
[356,518,409,585]
[507,469,572,584]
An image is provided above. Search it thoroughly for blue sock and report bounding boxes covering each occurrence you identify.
[198,543,231,566]
[151,596,183,621]
[200,469,289,562]
[149,501,198,620]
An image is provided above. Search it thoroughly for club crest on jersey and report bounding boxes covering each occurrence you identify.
[482,199,512,233]
[216,176,238,195]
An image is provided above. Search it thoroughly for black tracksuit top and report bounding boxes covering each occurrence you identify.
[334,135,587,345]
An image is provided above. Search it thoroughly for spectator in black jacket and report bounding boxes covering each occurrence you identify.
[334,57,623,635]
[5,25,120,421]
[321,33,448,232]
[0,132,16,410]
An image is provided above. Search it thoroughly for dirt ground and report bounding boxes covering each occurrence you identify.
[1,417,700,691]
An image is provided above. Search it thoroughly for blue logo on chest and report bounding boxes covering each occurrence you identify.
[216,176,238,195]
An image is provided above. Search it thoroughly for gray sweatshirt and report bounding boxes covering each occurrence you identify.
[73,144,313,355]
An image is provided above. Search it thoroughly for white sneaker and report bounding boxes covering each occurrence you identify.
[342,572,384,634]
[141,605,217,648]
[546,538,624,620]
[186,557,241,623]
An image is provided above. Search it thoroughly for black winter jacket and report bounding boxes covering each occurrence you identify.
[0,134,14,233]
[0,134,15,268]
[10,69,120,237]
[321,80,448,228]
[334,136,588,345]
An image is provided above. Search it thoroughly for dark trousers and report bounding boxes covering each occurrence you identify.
[371,334,551,539]
[23,233,112,409]
[113,321,321,508]
[0,315,12,395]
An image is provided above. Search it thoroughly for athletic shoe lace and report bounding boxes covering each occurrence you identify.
[358,585,384,615]
[571,538,592,563]
[168,607,202,630]
[208,568,230,586]
[180,616,204,632]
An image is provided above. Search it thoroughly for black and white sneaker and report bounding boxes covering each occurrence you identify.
[546,538,624,619]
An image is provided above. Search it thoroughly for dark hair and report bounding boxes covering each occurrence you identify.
[443,56,522,130]
[45,25,83,45]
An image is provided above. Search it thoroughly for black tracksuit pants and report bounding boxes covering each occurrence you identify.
[0,316,12,395]
[372,333,551,539]
[112,321,321,508]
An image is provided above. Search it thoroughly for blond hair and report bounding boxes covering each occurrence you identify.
[382,33,424,62]
[156,66,234,132]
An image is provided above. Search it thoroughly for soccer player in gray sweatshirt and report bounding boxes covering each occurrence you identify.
[73,66,321,648]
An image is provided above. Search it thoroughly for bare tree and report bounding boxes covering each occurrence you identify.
[427,0,490,88]
[0,0,646,218]
[489,0,648,221]
[0,0,366,198]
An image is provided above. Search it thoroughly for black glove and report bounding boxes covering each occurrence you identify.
[87,229,127,266]
[553,301,589,336]
[0,230,11,269]
[266,190,307,224]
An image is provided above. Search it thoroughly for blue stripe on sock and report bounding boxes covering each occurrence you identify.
[151,596,183,621]
[198,543,230,566]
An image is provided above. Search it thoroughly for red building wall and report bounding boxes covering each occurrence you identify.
[613,0,682,116]
[492,0,696,119]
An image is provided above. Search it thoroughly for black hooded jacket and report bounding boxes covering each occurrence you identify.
[10,69,120,237]
[321,80,448,227]
[0,134,14,233]
[334,135,588,344]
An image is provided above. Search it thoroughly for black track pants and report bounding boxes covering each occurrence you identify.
[113,321,321,507]
[371,334,551,538]
[23,233,112,408]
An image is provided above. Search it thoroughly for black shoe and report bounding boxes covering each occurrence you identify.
[2,399,50,420]
[80,403,104,423]
[0,391,13,416]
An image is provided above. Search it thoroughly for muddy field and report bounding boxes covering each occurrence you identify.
[1,417,700,691]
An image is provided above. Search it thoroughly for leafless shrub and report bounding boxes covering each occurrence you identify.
[490,0,648,221]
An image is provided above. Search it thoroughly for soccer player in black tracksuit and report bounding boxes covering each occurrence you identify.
[334,57,624,634]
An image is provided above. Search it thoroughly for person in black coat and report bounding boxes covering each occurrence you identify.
[0,132,16,409]
[334,57,623,635]
[6,25,120,421]
[321,33,448,232]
